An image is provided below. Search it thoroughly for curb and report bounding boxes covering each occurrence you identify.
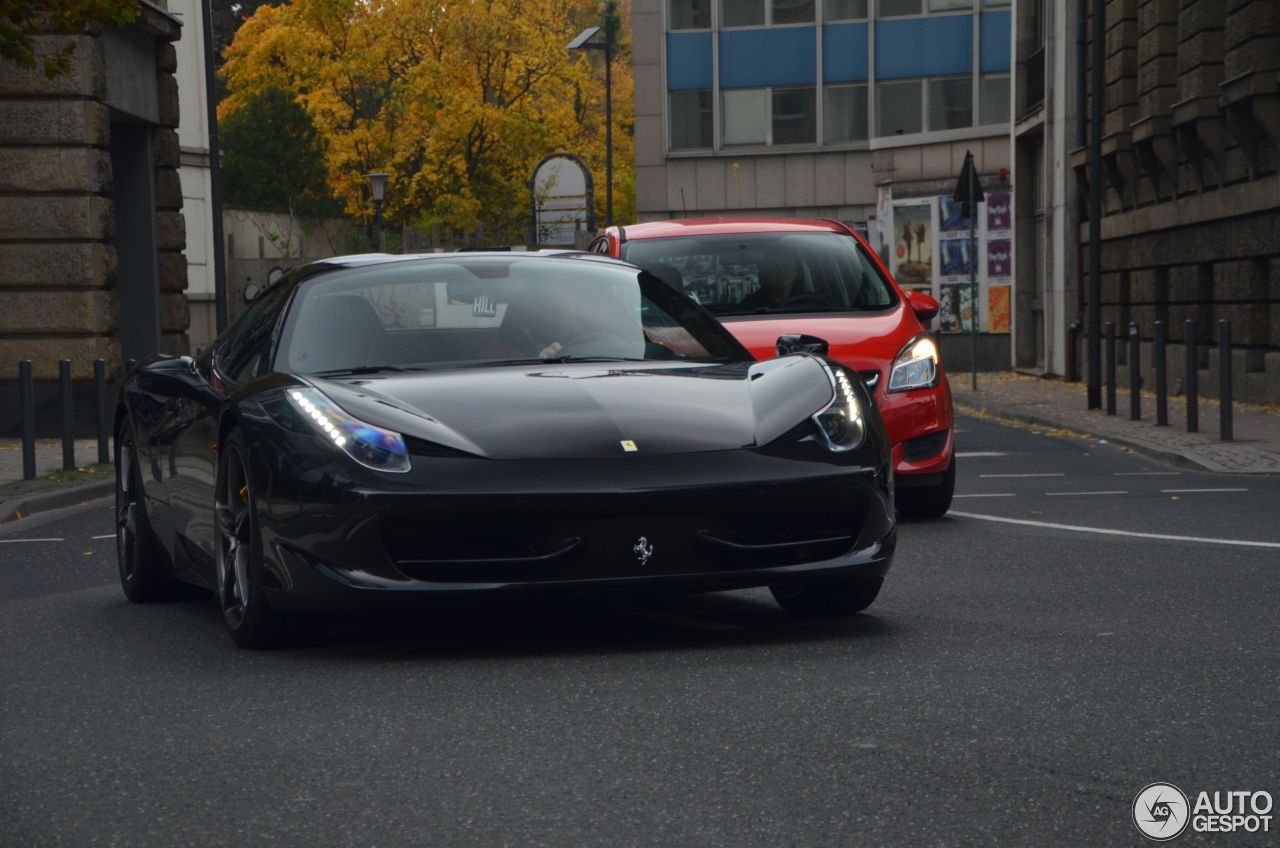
[952,399,1221,474]
[0,480,114,525]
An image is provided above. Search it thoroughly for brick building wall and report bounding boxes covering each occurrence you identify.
[0,7,190,433]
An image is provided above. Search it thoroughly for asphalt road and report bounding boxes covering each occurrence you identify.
[2,414,1277,847]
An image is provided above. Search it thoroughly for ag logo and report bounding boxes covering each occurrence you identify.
[632,536,653,565]
[1133,783,1190,841]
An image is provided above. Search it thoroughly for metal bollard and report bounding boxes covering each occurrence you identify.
[19,360,36,481]
[1105,322,1117,415]
[1154,321,1168,426]
[1129,322,1141,421]
[59,359,74,470]
[94,359,109,464]
[1185,319,1198,433]
[1219,320,1233,442]
[125,358,136,377]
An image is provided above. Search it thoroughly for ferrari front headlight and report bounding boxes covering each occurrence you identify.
[812,366,865,452]
[287,387,411,473]
[888,335,939,392]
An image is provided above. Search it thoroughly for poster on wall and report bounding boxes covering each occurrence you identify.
[987,238,1012,281]
[988,283,1011,332]
[939,237,978,280]
[937,195,972,235]
[986,192,1012,233]
[891,201,933,290]
[938,283,975,333]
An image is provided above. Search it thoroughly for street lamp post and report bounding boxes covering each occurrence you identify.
[569,1,618,227]
[365,172,389,252]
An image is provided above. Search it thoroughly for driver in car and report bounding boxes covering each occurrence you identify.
[483,292,610,360]
[739,255,801,310]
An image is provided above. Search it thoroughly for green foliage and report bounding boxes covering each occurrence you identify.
[221,86,338,217]
[1,0,138,78]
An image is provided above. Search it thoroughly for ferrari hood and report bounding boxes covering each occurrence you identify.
[310,357,833,460]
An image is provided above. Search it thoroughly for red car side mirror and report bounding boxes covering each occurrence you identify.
[907,290,939,322]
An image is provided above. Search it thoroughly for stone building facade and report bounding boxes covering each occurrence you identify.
[1018,0,1279,402]
[0,5,191,431]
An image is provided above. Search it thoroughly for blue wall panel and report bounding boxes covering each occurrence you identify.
[875,15,972,79]
[823,23,869,83]
[667,32,713,90]
[980,11,1012,73]
[720,27,817,88]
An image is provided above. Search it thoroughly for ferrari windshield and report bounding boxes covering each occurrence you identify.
[280,256,749,375]
[620,231,898,316]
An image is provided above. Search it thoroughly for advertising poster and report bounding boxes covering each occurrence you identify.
[891,201,933,290]
[987,238,1012,281]
[986,192,1012,233]
[938,283,975,333]
[988,283,1011,332]
[937,195,972,234]
[939,237,978,280]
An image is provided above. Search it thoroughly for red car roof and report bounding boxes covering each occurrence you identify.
[621,217,849,239]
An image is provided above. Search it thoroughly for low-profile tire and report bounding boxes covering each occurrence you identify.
[770,575,884,616]
[115,419,183,602]
[896,458,956,519]
[216,429,284,649]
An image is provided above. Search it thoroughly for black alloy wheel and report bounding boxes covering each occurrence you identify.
[215,431,282,648]
[115,420,178,602]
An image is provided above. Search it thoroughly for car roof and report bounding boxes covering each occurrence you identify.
[619,217,849,240]
[311,250,630,269]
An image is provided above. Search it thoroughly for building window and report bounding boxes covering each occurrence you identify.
[824,84,869,142]
[772,0,815,23]
[825,0,867,19]
[722,86,816,145]
[721,0,813,25]
[980,73,1010,124]
[927,75,972,130]
[722,0,765,26]
[879,0,970,14]
[670,90,714,148]
[878,79,923,135]
[723,88,768,144]
[773,86,816,143]
[669,0,711,29]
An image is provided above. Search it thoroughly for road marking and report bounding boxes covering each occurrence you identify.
[1046,490,1128,496]
[1114,471,1181,476]
[950,511,1280,550]
[0,537,64,544]
[979,473,1064,478]
[956,451,1010,457]
[91,534,116,539]
[953,493,1016,498]
[1159,488,1248,494]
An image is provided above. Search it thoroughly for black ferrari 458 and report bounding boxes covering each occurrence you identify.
[114,252,896,646]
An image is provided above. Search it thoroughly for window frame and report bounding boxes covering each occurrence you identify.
[721,84,818,147]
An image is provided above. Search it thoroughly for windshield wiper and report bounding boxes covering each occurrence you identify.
[458,356,650,368]
[310,365,417,377]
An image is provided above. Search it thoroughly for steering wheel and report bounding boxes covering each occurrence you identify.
[779,293,834,309]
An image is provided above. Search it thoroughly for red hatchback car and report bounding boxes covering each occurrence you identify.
[590,218,954,517]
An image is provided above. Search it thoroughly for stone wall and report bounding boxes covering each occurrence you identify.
[0,8,188,386]
[1077,0,1280,404]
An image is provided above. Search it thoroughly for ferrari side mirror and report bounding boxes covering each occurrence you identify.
[776,334,830,358]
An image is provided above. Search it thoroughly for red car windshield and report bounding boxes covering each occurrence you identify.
[621,231,899,317]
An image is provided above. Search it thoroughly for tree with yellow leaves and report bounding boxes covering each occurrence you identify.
[220,0,634,238]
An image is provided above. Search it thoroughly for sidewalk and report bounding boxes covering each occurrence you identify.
[0,439,105,486]
[950,373,1280,474]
